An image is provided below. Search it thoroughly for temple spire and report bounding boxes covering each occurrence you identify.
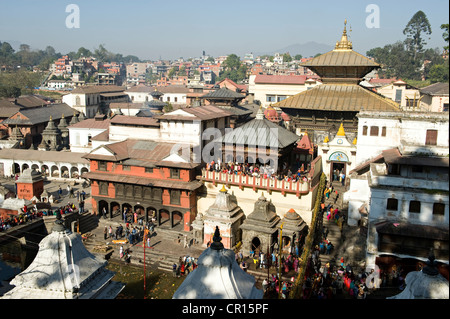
[335,19,352,50]
[210,226,224,251]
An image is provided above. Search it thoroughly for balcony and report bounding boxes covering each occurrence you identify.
[200,169,311,195]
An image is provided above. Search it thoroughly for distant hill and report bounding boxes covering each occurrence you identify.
[254,41,333,58]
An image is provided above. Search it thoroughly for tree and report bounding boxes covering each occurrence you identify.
[403,11,432,60]
[294,54,303,60]
[428,64,449,83]
[218,54,248,83]
[282,53,292,63]
[441,23,449,53]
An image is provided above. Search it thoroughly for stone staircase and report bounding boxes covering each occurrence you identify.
[319,181,346,265]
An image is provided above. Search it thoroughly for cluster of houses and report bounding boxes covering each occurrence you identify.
[0,21,448,285]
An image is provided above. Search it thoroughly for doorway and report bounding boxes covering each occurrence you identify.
[251,237,261,254]
[331,162,346,181]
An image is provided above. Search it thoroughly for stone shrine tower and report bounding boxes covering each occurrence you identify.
[203,185,244,249]
[240,193,281,255]
[38,116,62,151]
[15,168,44,201]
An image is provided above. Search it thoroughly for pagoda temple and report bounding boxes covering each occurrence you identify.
[275,20,399,145]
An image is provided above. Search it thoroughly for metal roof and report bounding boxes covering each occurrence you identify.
[221,116,299,149]
[274,84,399,112]
[201,87,245,100]
[301,49,380,67]
[2,103,78,126]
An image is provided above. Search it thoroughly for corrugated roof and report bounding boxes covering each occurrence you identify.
[0,148,89,164]
[71,85,125,94]
[83,171,202,190]
[221,117,299,149]
[84,139,199,168]
[110,115,159,126]
[420,82,449,96]
[274,84,399,112]
[254,74,320,85]
[201,87,245,100]
[67,118,111,129]
[301,49,379,67]
[156,105,232,121]
[2,103,78,126]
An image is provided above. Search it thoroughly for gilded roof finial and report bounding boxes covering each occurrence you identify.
[337,122,346,136]
[335,19,352,50]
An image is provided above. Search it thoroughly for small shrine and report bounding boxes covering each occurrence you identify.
[15,168,44,201]
[57,114,69,150]
[1,212,125,299]
[202,185,245,249]
[317,122,356,182]
[279,208,308,255]
[38,116,62,151]
[173,226,263,299]
[240,193,281,255]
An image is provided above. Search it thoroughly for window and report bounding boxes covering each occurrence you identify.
[123,165,131,171]
[266,95,276,103]
[99,182,108,195]
[87,134,92,145]
[174,97,178,102]
[406,99,418,108]
[277,95,287,102]
[409,201,421,214]
[425,130,437,145]
[381,127,386,137]
[412,165,423,173]
[362,126,368,136]
[443,103,449,112]
[170,168,180,179]
[145,167,153,173]
[98,161,107,171]
[433,203,445,222]
[395,89,402,103]
[370,126,379,136]
[170,190,181,205]
[386,198,398,210]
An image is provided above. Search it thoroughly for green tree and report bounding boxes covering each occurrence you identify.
[403,11,432,60]
[218,54,248,83]
[441,23,449,53]
[282,53,292,63]
[294,54,303,60]
[428,64,449,83]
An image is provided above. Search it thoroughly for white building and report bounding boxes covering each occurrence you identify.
[62,85,128,118]
[376,80,422,110]
[344,110,449,277]
[419,82,449,112]
[248,74,321,108]
[126,85,189,106]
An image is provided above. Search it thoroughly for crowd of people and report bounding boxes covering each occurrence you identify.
[0,202,80,232]
[206,160,311,183]
[172,255,198,278]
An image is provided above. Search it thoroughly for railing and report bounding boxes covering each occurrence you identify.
[200,169,311,195]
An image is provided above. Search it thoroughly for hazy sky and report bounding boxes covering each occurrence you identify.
[1,0,448,60]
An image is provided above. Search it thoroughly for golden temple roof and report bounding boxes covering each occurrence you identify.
[301,20,379,69]
[274,83,399,112]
